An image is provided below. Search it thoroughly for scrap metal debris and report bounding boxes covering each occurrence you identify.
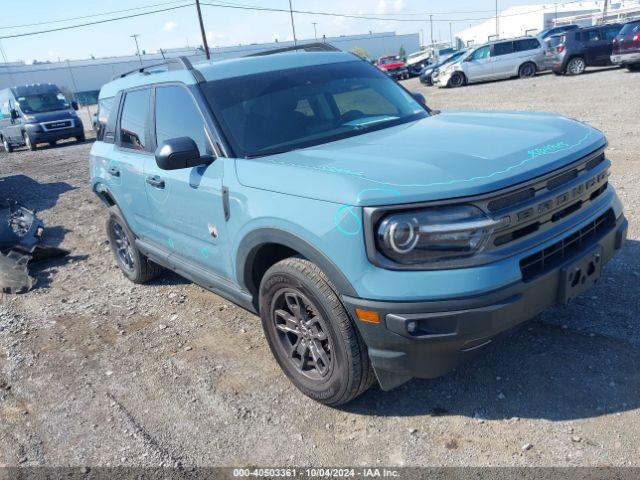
[0,200,68,293]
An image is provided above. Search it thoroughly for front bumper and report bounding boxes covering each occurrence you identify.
[384,68,408,79]
[611,52,640,65]
[343,213,627,390]
[25,120,84,144]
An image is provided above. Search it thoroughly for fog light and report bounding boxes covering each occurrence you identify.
[406,321,417,333]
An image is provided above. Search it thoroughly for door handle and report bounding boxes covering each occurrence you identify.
[108,166,120,177]
[146,175,165,189]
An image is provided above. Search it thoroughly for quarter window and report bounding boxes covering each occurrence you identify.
[603,26,621,40]
[96,97,114,141]
[119,89,150,151]
[155,85,210,156]
[515,38,541,51]
[586,30,601,41]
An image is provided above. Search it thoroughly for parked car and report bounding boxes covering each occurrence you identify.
[376,55,409,80]
[90,47,626,406]
[0,84,84,152]
[549,23,622,75]
[611,19,640,71]
[405,50,432,76]
[435,37,545,88]
[420,50,465,85]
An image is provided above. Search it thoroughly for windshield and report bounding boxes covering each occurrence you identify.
[441,51,465,65]
[17,92,69,114]
[378,57,399,65]
[202,60,428,158]
[548,35,564,47]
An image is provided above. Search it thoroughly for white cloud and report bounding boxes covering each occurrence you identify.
[163,21,178,32]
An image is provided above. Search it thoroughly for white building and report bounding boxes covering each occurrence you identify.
[456,1,640,46]
[0,31,419,104]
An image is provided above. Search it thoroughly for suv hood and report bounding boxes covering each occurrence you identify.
[235,110,606,207]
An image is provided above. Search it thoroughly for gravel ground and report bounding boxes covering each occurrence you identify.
[0,67,638,468]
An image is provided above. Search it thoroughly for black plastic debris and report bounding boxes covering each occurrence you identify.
[0,200,68,293]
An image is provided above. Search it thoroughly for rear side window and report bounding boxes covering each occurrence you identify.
[119,89,150,151]
[515,38,541,51]
[586,29,601,41]
[96,97,114,141]
[154,85,210,156]
[493,41,514,56]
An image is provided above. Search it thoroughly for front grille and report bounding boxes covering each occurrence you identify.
[519,209,615,281]
[42,120,73,131]
[485,150,609,249]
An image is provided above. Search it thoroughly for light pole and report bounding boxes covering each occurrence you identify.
[429,14,434,46]
[195,0,211,60]
[289,0,297,45]
[449,22,453,47]
[495,0,499,39]
[312,22,318,40]
[130,34,142,66]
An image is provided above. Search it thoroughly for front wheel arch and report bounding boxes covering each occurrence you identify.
[448,71,467,87]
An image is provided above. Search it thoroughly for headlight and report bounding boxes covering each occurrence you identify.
[375,205,500,265]
[24,115,36,122]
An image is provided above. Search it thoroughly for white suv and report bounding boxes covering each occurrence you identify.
[436,37,545,88]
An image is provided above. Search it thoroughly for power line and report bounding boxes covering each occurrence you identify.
[0,0,193,31]
[0,4,192,40]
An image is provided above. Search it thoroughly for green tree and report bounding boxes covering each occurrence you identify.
[350,47,370,60]
[398,44,406,59]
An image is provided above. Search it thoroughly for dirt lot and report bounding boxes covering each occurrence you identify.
[0,67,638,468]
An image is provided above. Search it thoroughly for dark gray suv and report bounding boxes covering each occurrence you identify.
[550,24,622,75]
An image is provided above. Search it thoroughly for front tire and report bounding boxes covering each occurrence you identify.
[627,64,640,72]
[448,72,466,88]
[566,56,586,75]
[259,257,375,406]
[76,133,85,143]
[23,132,36,151]
[106,208,162,284]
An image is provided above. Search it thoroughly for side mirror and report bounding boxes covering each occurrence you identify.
[10,109,18,120]
[411,92,426,106]
[155,136,214,170]
[71,101,79,111]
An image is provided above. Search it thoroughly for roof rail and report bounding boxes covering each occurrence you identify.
[247,42,340,57]
[113,56,205,82]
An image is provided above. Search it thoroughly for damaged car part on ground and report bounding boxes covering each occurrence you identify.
[90,46,626,406]
[0,199,68,293]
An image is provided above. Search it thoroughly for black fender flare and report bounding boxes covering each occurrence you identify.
[236,228,358,298]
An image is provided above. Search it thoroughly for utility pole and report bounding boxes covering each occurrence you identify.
[66,60,93,131]
[554,3,558,25]
[0,40,15,86]
[429,14,434,46]
[289,0,297,45]
[495,0,499,38]
[449,22,453,47]
[602,0,609,22]
[195,0,210,59]
[130,34,142,66]
[312,22,318,40]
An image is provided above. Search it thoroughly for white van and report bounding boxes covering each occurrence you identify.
[435,37,546,88]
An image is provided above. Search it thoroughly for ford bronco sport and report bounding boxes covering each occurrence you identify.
[90,44,627,406]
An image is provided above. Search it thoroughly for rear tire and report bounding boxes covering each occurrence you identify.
[106,208,163,284]
[2,136,12,153]
[76,133,85,143]
[259,257,375,406]
[518,62,537,78]
[448,72,466,88]
[49,141,56,147]
[627,64,640,72]
[566,56,586,75]
[23,132,36,151]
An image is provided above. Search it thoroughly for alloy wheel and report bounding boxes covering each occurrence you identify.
[111,220,135,271]
[271,289,333,380]
[568,58,585,75]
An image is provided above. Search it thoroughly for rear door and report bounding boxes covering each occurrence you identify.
[464,45,494,81]
[583,28,608,64]
[491,41,516,78]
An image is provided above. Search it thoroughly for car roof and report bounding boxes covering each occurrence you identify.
[99,51,356,99]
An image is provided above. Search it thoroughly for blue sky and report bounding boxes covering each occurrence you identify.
[1,0,549,63]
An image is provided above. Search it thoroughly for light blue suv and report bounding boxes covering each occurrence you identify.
[90,45,627,406]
